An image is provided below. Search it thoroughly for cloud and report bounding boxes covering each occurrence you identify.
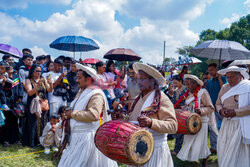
[32,0,72,5]
[220,13,241,27]
[0,0,212,64]
[120,0,213,21]
[0,0,72,9]
[244,0,250,12]
[30,46,48,57]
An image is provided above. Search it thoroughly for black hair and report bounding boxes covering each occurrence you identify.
[22,48,32,54]
[128,63,134,70]
[58,106,68,116]
[2,54,12,61]
[95,61,104,69]
[57,55,65,62]
[181,66,188,73]
[51,114,60,120]
[208,63,217,68]
[28,64,42,79]
[63,57,73,62]
[45,61,53,70]
[0,61,9,67]
[36,55,45,61]
[46,61,53,67]
[105,60,115,73]
[173,75,183,83]
[54,57,64,64]
[23,53,34,60]
[71,60,76,64]
[45,55,51,60]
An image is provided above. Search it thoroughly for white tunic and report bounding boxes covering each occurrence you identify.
[217,80,250,167]
[177,89,211,162]
[128,91,174,167]
[58,88,118,167]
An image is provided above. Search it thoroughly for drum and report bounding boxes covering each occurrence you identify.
[175,110,202,134]
[94,120,154,166]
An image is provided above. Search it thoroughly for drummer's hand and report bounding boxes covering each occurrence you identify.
[63,110,73,119]
[224,109,236,118]
[219,108,227,117]
[137,115,152,128]
[194,108,201,115]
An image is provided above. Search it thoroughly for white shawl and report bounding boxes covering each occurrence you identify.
[185,88,218,135]
[221,79,250,144]
[70,86,110,130]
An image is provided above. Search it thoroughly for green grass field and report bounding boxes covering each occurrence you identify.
[0,139,218,167]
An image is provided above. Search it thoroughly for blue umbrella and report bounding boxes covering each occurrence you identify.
[49,35,99,58]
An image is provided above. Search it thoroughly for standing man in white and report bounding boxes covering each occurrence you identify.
[216,66,250,167]
[58,63,117,167]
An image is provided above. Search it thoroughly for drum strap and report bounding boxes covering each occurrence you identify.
[174,86,201,109]
[128,89,161,116]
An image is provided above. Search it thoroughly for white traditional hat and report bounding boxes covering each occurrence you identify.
[76,63,100,81]
[133,62,166,87]
[184,74,203,86]
[218,66,249,80]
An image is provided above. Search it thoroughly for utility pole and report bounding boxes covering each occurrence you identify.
[163,41,166,68]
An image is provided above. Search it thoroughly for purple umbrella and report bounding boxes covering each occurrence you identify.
[0,43,23,58]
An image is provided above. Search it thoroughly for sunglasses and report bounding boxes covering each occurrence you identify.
[35,70,42,73]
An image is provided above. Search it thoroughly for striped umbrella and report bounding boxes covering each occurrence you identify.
[49,35,99,58]
[191,40,250,65]
[229,60,250,67]
[0,43,22,58]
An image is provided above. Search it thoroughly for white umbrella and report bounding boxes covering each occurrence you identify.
[176,56,202,66]
[229,60,250,67]
[191,40,250,62]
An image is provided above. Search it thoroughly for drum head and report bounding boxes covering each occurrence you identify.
[187,113,202,134]
[126,129,154,165]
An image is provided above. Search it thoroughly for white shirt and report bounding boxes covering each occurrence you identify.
[48,72,65,103]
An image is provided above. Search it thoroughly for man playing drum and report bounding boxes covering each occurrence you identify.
[114,62,178,167]
[176,74,216,166]
[58,63,117,167]
[216,66,250,167]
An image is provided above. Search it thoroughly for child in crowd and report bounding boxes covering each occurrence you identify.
[0,61,13,111]
[40,115,62,154]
